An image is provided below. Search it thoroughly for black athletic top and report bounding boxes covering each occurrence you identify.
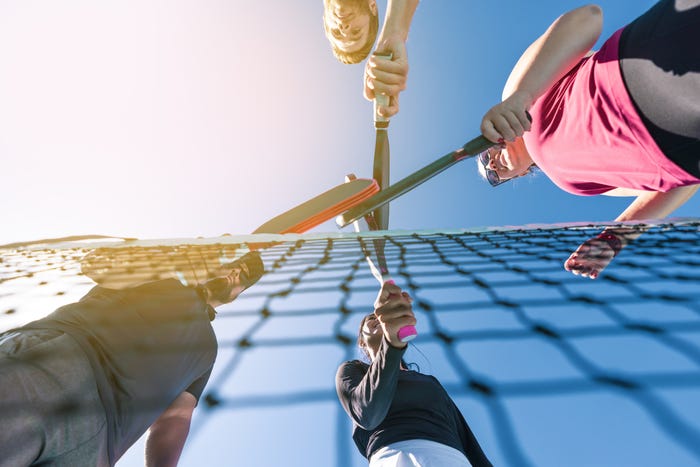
[336,338,492,466]
[21,279,217,465]
[618,0,700,178]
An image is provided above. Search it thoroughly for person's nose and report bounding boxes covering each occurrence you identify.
[487,157,497,171]
[230,270,240,286]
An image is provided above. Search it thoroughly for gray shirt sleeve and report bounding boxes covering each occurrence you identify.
[185,367,213,403]
[335,337,407,430]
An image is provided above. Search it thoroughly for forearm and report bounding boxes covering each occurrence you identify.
[145,393,196,467]
[378,0,419,43]
[503,5,603,102]
[607,185,699,245]
[337,338,405,430]
[145,420,190,467]
[566,185,697,278]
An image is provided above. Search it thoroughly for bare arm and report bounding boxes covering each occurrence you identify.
[145,392,197,467]
[364,0,419,117]
[613,186,700,222]
[609,184,700,243]
[565,185,700,278]
[601,187,648,197]
[482,5,603,142]
[378,0,419,44]
[502,5,603,102]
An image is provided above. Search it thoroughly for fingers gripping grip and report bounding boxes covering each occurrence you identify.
[384,280,417,343]
[373,52,392,129]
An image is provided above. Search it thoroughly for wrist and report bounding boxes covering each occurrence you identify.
[596,231,623,257]
[378,28,408,41]
[384,334,407,350]
[511,89,534,109]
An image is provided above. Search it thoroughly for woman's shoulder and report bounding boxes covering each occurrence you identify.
[336,359,370,384]
[338,359,368,370]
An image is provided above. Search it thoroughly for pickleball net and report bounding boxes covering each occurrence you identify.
[1,219,700,466]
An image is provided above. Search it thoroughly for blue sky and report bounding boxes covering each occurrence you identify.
[1,1,699,466]
[2,0,696,246]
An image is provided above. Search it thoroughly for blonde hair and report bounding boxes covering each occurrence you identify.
[323,4,379,64]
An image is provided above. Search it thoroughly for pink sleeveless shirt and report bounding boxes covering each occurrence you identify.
[522,28,700,196]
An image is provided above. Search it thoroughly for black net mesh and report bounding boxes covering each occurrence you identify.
[2,220,700,466]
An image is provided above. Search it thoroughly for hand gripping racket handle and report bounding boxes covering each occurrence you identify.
[384,279,417,343]
[373,52,392,129]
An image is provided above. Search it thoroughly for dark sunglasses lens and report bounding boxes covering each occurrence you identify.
[486,170,501,186]
[478,150,490,166]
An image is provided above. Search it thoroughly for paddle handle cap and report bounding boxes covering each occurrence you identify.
[384,279,418,342]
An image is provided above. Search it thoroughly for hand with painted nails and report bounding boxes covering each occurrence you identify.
[564,235,619,279]
[480,90,533,144]
[373,281,416,348]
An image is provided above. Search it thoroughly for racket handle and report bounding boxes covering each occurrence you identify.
[384,279,418,343]
[373,52,392,129]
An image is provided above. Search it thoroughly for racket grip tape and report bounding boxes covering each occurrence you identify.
[373,52,392,129]
[384,280,418,343]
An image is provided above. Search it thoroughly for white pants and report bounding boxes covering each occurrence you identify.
[369,439,472,467]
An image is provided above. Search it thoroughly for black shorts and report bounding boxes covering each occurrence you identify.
[619,0,700,178]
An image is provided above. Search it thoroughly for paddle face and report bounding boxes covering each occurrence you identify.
[82,179,380,289]
[253,178,379,234]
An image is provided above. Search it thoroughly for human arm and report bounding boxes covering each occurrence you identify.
[565,184,700,278]
[144,392,197,467]
[335,338,406,430]
[335,282,416,429]
[364,0,419,118]
[481,4,603,143]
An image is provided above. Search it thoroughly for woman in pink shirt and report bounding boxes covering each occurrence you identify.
[477,1,700,279]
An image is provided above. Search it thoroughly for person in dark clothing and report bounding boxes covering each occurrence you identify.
[336,282,492,467]
[0,251,264,467]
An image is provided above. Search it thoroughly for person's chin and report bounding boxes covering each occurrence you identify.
[338,44,360,53]
[334,36,365,54]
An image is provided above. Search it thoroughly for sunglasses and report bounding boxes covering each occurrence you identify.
[477,145,509,187]
[227,252,263,290]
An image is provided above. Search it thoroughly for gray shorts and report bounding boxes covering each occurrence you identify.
[0,329,110,467]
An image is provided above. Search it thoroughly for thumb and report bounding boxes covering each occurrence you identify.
[364,65,375,101]
[377,39,406,62]
[364,79,375,101]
